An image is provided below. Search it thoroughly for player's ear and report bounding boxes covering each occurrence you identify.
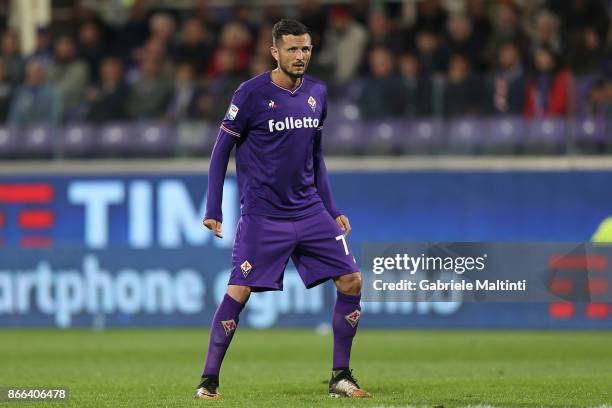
[270,46,279,63]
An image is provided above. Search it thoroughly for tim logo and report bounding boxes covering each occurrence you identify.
[344,309,361,328]
[221,319,237,336]
[0,183,55,248]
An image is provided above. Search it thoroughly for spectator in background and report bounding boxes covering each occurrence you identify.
[0,59,15,121]
[1,31,24,83]
[414,0,448,34]
[47,35,89,120]
[29,27,53,66]
[298,0,326,48]
[148,12,177,54]
[548,0,610,46]
[249,55,271,77]
[586,78,611,116]
[126,56,173,120]
[466,0,492,41]
[567,26,608,77]
[443,13,485,72]
[530,10,563,55]
[207,22,252,78]
[488,2,529,62]
[78,21,106,83]
[86,57,129,123]
[360,9,402,75]
[366,10,402,54]
[201,48,246,121]
[133,37,175,80]
[357,47,404,119]
[442,53,486,117]
[317,6,368,85]
[165,63,204,122]
[397,52,433,116]
[524,46,574,118]
[110,0,148,62]
[414,29,447,74]
[490,42,526,115]
[174,17,213,74]
[9,60,62,126]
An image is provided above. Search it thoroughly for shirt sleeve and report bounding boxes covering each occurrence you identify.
[219,86,251,137]
[313,96,341,219]
[205,87,251,221]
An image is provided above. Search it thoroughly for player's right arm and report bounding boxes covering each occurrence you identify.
[203,86,251,238]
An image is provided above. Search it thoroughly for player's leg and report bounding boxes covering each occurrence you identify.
[195,285,250,400]
[195,215,296,400]
[328,272,370,398]
[332,272,362,371]
[291,211,371,398]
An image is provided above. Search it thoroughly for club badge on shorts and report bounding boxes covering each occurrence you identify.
[240,260,252,277]
[307,96,316,112]
[345,310,361,328]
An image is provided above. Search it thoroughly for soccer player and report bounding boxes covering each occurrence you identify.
[194,19,370,400]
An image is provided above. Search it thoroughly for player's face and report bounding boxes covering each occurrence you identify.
[271,34,312,80]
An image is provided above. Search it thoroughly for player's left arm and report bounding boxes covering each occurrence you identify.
[313,104,351,236]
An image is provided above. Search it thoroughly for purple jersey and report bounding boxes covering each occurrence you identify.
[206,72,341,221]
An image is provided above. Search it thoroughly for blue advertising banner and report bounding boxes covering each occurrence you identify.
[0,171,611,328]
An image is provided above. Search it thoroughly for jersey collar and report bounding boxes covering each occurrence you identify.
[269,70,304,95]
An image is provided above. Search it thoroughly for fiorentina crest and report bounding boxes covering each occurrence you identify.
[307,96,316,112]
[344,309,361,328]
[221,319,237,336]
[240,260,252,277]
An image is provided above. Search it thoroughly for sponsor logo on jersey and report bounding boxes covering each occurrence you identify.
[221,319,237,336]
[226,104,239,120]
[268,117,319,132]
[345,309,361,328]
[241,260,252,277]
[268,100,276,109]
[307,96,317,112]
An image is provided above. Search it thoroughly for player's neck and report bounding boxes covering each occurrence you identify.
[271,68,302,91]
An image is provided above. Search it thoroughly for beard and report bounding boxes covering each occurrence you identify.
[279,59,307,80]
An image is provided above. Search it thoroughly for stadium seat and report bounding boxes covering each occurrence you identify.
[572,117,612,153]
[525,118,567,154]
[18,126,55,158]
[60,124,95,158]
[131,123,176,157]
[362,120,402,155]
[485,116,524,154]
[398,118,444,154]
[574,117,607,148]
[324,120,363,155]
[0,126,17,158]
[446,118,487,154]
[176,121,217,156]
[97,123,131,157]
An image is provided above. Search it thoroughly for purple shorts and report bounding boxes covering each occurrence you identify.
[229,210,359,291]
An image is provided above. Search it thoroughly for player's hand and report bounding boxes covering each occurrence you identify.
[335,215,351,237]
[203,218,223,239]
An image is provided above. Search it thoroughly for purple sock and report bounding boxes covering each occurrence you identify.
[202,294,245,376]
[332,291,361,370]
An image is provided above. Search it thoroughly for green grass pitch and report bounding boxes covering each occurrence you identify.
[1,329,611,407]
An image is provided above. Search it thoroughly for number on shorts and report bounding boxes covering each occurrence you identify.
[335,234,349,256]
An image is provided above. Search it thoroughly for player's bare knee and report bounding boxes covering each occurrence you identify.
[335,272,362,295]
[226,285,251,304]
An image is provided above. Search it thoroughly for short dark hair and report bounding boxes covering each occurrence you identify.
[272,19,309,45]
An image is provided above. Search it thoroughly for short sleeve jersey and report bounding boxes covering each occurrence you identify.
[219,71,328,218]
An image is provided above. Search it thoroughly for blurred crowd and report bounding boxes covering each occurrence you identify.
[0,0,609,127]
